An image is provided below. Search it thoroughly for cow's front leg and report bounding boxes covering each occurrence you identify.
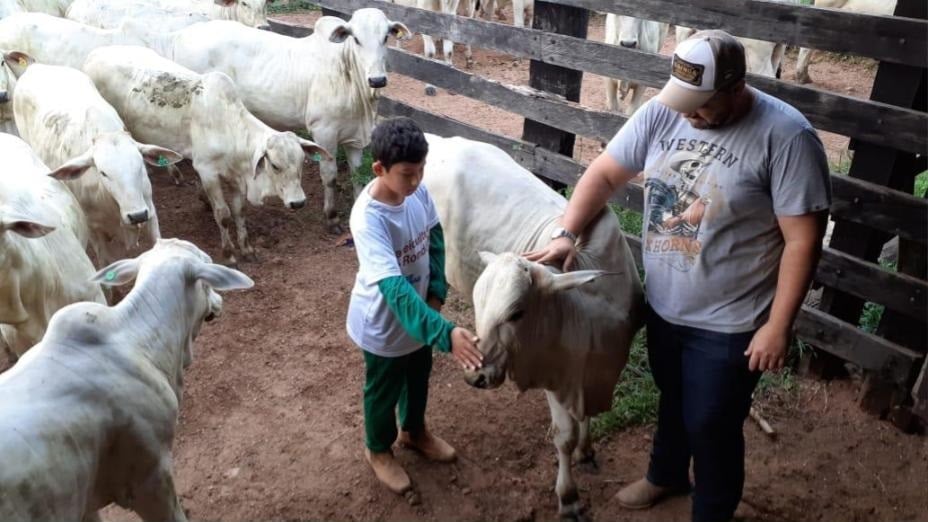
[131,459,188,522]
[196,167,237,265]
[573,417,598,474]
[229,187,255,262]
[546,392,587,521]
[312,131,343,235]
[344,144,366,199]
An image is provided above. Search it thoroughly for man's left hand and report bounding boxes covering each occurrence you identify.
[744,322,789,372]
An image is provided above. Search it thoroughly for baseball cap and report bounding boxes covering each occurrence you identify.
[655,30,746,114]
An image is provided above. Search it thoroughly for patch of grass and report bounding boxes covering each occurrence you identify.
[591,331,659,438]
[610,203,643,237]
[268,0,319,14]
[914,170,927,198]
[857,259,896,334]
[830,149,853,175]
[350,148,375,187]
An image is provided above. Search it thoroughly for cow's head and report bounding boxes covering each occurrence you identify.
[48,132,182,226]
[0,51,33,112]
[248,131,330,208]
[617,16,643,49]
[92,238,253,369]
[464,252,609,390]
[214,0,270,30]
[326,8,411,89]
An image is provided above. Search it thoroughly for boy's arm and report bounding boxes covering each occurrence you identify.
[378,276,454,352]
[427,224,448,305]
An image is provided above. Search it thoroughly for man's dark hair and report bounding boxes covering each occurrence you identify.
[370,117,428,170]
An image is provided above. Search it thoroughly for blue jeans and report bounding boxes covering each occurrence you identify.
[645,308,762,522]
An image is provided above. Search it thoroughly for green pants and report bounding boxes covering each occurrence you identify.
[363,346,433,452]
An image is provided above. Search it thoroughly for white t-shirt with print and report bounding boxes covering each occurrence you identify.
[346,181,440,357]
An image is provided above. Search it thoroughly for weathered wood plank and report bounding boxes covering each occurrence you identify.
[267,18,312,37]
[552,0,927,68]
[387,48,624,143]
[313,0,928,155]
[831,174,927,244]
[377,98,926,318]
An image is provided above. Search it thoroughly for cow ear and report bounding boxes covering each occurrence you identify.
[2,51,34,78]
[48,150,95,181]
[138,144,183,167]
[192,263,255,292]
[531,264,615,294]
[214,0,236,6]
[91,258,141,287]
[478,251,498,266]
[252,150,269,180]
[295,136,332,161]
[389,21,412,41]
[0,214,56,238]
[329,24,352,44]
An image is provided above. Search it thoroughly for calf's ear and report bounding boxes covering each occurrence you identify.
[295,136,332,161]
[478,251,498,266]
[389,21,412,41]
[0,212,56,238]
[329,24,353,44]
[530,264,618,294]
[91,258,141,287]
[48,149,95,181]
[2,51,34,78]
[192,263,255,292]
[138,144,183,167]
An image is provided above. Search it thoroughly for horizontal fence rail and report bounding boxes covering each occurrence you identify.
[554,0,928,68]
[314,0,928,156]
[269,18,928,243]
[376,98,923,383]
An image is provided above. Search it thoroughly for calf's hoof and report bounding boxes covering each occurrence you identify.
[576,455,600,475]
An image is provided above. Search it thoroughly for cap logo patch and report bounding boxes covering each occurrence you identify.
[672,54,704,87]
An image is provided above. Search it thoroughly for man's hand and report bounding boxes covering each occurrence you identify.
[744,322,789,372]
[450,327,483,371]
[427,295,442,312]
[523,237,578,272]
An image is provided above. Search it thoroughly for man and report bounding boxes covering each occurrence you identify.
[526,30,831,522]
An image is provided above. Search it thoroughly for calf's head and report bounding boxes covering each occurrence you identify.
[92,238,253,368]
[464,252,609,390]
[215,0,270,29]
[48,132,182,225]
[249,132,330,208]
[327,8,411,89]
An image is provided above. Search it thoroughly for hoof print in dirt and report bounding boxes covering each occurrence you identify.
[576,457,599,475]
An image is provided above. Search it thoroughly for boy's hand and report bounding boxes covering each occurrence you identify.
[427,295,442,312]
[450,327,482,371]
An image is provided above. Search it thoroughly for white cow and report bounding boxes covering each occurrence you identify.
[422,134,644,521]
[675,25,788,79]
[159,9,410,234]
[605,14,668,115]
[14,62,183,267]
[795,0,896,84]
[475,0,533,27]
[67,0,271,33]
[391,0,475,67]
[0,133,104,359]
[84,45,330,265]
[0,12,145,68]
[0,50,29,135]
[0,238,253,521]
[0,0,24,19]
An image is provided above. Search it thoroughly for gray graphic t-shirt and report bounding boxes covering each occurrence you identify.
[607,88,831,333]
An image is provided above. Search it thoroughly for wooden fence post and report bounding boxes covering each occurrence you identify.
[810,0,928,417]
[521,1,590,190]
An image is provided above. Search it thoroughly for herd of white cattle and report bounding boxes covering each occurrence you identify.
[0,0,897,520]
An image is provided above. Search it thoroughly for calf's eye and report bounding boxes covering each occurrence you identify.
[508,310,524,322]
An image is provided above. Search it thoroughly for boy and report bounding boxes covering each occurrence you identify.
[346,117,484,495]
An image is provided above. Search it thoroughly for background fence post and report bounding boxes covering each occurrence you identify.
[521,1,590,191]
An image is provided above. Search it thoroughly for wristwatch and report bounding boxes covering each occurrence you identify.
[551,226,578,243]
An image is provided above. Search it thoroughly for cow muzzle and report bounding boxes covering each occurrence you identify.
[619,40,638,49]
[464,364,505,389]
[368,76,388,89]
[256,24,271,31]
[288,199,307,210]
[127,209,150,224]
[0,91,9,103]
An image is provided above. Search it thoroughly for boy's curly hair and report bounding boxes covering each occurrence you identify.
[370,117,428,170]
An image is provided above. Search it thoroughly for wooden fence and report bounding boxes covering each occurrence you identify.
[272,0,928,427]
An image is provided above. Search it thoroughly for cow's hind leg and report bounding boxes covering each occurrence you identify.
[574,417,599,474]
[546,391,588,522]
[131,460,188,522]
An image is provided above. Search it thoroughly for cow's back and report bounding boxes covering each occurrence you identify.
[0,13,124,68]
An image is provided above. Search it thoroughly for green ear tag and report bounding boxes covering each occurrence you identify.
[105,270,117,282]
[156,155,169,167]
[312,153,322,162]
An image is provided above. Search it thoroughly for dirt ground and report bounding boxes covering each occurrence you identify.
[32,8,928,522]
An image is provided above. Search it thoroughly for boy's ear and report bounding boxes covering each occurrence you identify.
[372,160,386,177]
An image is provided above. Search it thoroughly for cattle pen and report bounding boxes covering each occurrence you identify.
[269,0,928,429]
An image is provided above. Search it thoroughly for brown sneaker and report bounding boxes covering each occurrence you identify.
[614,477,686,510]
[364,448,412,494]
[396,429,457,462]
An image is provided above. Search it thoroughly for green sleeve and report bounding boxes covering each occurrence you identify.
[427,224,449,303]
[378,276,454,352]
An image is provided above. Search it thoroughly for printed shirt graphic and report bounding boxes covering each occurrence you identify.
[346,182,440,357]
[607,89,831,333]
